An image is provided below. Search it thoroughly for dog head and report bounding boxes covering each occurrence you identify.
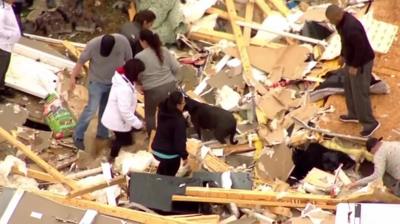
[183,96,201,112]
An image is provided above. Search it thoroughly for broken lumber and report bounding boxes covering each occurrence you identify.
[255,0,272,15]
[34,190,193,224]
[206,7,246,22]
[23,33,86,48]
[0,127,80,191]
[170,215,220,224]
[12,167,56,183]
[292,117,367,142]
[66,167,103,180]
[244,1,255,46]
[172,195,336,210]
[187,140,231,172]
[69,176,126,198]
[236,21,328,46]
[223,143,255,155]
[225,0,267,95]
[182,186,339,209]
[268,0,290,16]
[188,29,283,48]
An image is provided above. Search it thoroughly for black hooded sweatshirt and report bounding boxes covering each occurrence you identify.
[151,101,188,160]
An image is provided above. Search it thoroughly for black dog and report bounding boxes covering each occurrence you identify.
[184,96,238,145]
[289,143,355,184]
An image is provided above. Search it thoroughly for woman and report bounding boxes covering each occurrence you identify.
[119,9,156,56]
[346,137,400,196]
[101,59,145,162]
[135,29,180,136]
[152,91,188,176]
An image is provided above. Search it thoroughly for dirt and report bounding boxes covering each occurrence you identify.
[26,0,129,43]
[319,0,400,140]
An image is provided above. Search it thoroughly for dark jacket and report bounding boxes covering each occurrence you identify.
[151,101,188,159]
[337,12,374,67]
[119,21,143,56]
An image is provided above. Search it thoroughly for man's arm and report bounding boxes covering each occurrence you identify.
[352,149,386,187]
[69,42,93,90]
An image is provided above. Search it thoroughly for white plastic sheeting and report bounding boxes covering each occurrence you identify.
[6,54,59,99]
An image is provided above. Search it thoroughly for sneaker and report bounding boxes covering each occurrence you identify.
[360,122,381,137]
[73,137,85,150]
[339,115,359,123]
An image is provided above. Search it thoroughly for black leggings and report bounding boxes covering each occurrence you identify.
[155,156,181,176]
[110,131,133,158]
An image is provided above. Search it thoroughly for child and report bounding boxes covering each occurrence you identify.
[101,59,145,162]
[151,91,188,176]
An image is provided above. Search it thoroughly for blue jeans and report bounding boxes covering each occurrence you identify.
[74,81,111,140]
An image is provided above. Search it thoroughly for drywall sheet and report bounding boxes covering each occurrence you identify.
[256,144,294,181]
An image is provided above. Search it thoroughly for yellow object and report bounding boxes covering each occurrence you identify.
[256,108,268,124]
[321,138,373,162]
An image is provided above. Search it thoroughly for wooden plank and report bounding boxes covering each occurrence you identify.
[172,195,336,210]
[206,7,245,22]
[185,187,336,203]
[244,2,255,46]
[66,167,103,180]
[225,0,268,95]
[33,190,193,224]
[236,21,327,46]
[0,127,80,190]
[268,0,290,16]
[171,215,220,224]
[255,0,272,16]
[186,140,231,172]
[63,40,89,77]
[69,176,126,198]
[188,29,284,48]
[24,33,86,48]
[12,167,56,183]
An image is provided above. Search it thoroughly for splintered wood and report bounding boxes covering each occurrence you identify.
[186,139,231,172]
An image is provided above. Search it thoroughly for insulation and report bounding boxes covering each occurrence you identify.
[114,150,156,175]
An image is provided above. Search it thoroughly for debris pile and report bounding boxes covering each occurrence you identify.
[0,0,399,223]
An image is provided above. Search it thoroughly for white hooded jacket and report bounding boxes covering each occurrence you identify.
[101,72,143,132]
[0,2,21,52]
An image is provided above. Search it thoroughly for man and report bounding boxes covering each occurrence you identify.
[0,0,21,102]
[119,9,156,56]
[346,137,400,196]
[325,4,379,137]
[70,34,132,150]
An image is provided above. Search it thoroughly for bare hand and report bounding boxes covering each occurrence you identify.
[338,56,345,66]
[348,66,358,76]
[136,84,144,95]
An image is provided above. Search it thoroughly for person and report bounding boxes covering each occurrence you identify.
[135,29,181,136]
[0,0,21,102]
[70,34,132,150]
[101,59,145,162]
[151,91,188,176]
[120,9,156,56]
[346,137,400,196]
[325,4,379,137]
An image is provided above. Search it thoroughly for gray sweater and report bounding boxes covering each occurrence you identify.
[135,47,180,90]
[354,141,400,187]
[78,33,133,84]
